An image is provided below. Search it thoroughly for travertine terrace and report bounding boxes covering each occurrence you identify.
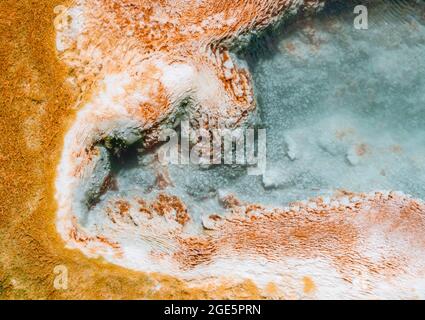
[50,0,425,299]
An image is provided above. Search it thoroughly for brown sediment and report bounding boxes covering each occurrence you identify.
[219,193,243,208]
[172,192,425,282]
[154,166,173,190]
[355,143,368,156]
[150,194,190,226]
[115,200,130,216]
[175,237,218,269]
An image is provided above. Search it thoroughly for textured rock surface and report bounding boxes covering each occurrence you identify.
[1,0,425,299]
[49,0,425,299]
[54,0,325,276]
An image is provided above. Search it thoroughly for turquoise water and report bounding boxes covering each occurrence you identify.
[246,0,425,198]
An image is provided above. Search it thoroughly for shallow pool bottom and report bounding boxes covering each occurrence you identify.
[83,0,425,229]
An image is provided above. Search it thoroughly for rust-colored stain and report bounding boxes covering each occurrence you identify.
[355,143,368,156]
[150,194,190,226]
[303,276,316,294]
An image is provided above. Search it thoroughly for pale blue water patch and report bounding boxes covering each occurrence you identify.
[245,0,425,197]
